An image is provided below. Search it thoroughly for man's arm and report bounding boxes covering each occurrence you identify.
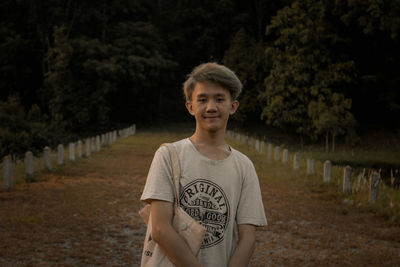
[150,200,202,267]
[228,224,256,267]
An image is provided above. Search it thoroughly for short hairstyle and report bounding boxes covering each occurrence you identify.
[182,62,242,101]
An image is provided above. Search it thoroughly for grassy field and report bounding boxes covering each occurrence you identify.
[229,124,400,170]
[226,132,400,226]
[2,126,400,225]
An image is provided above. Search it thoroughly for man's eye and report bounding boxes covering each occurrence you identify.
[198,98,206,103]
[217,98,225,102]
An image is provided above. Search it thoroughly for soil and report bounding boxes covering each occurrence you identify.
[1,137,399,266]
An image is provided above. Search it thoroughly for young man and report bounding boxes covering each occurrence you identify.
[140,62,267,266]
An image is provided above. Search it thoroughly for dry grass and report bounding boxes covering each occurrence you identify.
[228,138,400,266]
[1,131,400,266]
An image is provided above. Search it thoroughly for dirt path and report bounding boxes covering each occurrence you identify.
[255,181,400,266]
[1,133,399,266]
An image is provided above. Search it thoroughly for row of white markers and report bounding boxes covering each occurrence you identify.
[226,130,381,205]
[1,124,136,191]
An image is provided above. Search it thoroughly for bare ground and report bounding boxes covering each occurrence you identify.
[1,136,399,266]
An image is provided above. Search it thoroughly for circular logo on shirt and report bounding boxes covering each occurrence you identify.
[179,179,230,248]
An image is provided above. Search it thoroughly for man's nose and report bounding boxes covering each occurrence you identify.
[206,100,217,111]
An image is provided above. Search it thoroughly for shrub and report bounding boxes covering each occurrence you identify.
[0,95,48,159]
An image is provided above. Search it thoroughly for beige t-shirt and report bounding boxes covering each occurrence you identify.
[140,138,267,267]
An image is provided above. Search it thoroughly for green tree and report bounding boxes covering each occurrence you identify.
[44,25,74,133]
[223,28,268,125]
[337,0,400,125]
[107,21,177,124]
[0,96,48,158]
[262,0,356,143]
[308,93,356,152]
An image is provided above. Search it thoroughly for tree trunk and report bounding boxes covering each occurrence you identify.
[66,0,76,39]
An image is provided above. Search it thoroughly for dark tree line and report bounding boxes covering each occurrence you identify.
[223,0,399,150]
[1,0,399,157]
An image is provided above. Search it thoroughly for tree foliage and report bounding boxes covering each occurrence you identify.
[0,0,399,155]
[262,0,356,142]
[223,28,269,125]
[337,0,400,124]
[308,93,356,152]
[0,96,48,158]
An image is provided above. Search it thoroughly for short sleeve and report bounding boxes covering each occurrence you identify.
[140,146,175,203]
[236,161,267,226]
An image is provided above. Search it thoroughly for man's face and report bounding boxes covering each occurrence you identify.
[186,81,239,133]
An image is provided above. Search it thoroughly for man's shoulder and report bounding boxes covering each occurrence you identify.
[170,138,190,151]
[157,138,191,156]
[230,147,254,166]
[171,138,189,146]
[158,138,188,150]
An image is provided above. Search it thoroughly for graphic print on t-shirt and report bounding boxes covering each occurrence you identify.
[179,179,230,248]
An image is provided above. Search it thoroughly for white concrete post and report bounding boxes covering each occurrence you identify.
[369,172,380,204]
[105,133,110,146]
[25,151,34,181]
[57,144,64,165]
[274,146,280,161]
[323,160,331,183]
[77,140,82,158]
[3,155,13,191]
[85,138,91,157]
[69,142,75,161]
[267,144,273,161]
[307,159,314,175]
[355,169,365,192]
[44,147,52,171]
[255,140,260,152]
[96,136,100,151]
[343,166,352,193]
[282,149,288,164]
[293,153,300,170]
[236,133,241,142]
[91,137,96,152]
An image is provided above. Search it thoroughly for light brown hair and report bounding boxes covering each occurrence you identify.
[183,62,242,101]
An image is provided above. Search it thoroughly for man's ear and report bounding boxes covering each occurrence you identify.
[230,100,239,115]
[185,101,194,116]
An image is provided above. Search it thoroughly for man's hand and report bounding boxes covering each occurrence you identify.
[150,200,202,267]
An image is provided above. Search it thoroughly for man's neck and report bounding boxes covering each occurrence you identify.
[190,127,226,146]
[189,128,231,160]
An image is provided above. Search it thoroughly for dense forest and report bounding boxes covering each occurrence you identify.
[1,0,399,158]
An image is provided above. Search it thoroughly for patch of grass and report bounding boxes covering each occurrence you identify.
[230,125,400,170]
[0,129,193,192]
[299,149,400,171]
[10,215,43,224]
[3,128,400,225]
[227,134,400,226]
